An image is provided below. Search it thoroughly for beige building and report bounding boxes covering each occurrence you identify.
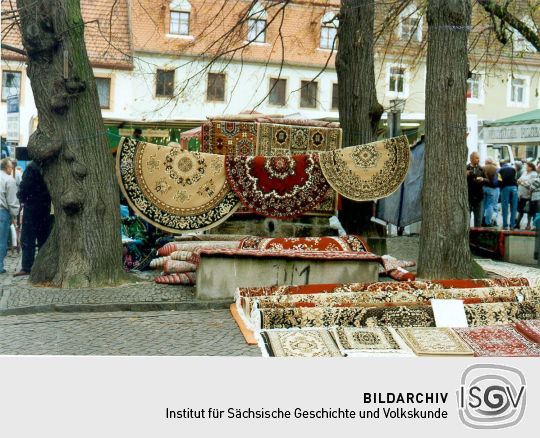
[1,0,539,148]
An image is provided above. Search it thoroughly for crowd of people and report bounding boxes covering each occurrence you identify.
[0,157,51,276]
[467,152,540,230]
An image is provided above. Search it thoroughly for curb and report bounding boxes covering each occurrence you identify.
[0,300,232,316]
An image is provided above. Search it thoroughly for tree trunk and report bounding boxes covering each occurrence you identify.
[336,0,384,237]
[17,0,128,287]
[418,0,483,278]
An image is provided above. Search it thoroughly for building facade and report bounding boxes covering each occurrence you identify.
[1,0,540,149]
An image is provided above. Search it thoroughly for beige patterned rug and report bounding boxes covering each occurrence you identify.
[319,136,410,201]
[332,326,414,357]
[476,259,540,287]
[259,329,342,357]
[398,327,474,356]
[116,137,239,233]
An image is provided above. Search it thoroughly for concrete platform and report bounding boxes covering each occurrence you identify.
[195,249,381,300]
[505,234,536,265]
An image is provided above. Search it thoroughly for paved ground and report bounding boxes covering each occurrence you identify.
[0,310,259,356]
[0,236,420,356]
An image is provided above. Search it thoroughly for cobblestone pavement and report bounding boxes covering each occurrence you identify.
[0,236,417,356]
[0,310,260,356]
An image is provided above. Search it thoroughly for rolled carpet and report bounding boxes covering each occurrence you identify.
[154,272,196,285]
[163,260,198,274]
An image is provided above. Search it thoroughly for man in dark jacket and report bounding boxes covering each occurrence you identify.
[498,160,519,229]
[13,161,51,276]
[467,152,485,227]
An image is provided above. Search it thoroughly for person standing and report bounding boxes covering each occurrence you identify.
[467,152,485,227]
[13,161,51,277]
[0,158,20,274]
[516,162,537,229]
[482,158,499,227]
[499,160,519,230]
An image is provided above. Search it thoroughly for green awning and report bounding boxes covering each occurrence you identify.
[484,109,540,127]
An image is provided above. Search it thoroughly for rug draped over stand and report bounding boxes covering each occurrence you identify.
[225,154,330,218]
[319,136,410,201]
[116,138,239,233]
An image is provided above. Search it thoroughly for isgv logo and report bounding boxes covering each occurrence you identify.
[457,364,526,429]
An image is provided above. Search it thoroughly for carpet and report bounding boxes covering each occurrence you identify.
[116,137,239,233]
[154,272,196,285]
[464,302,539,326]
[257,305,435,329]
[200,121,258,155]
[332,326,413,357]
[256,123,342,155]
[475,259,540,286]
[319,136,410,201]
[157,241,239,256]
[170,250,195,261]
[435,277,530,288]
[259,329,342,357]
[397,327,474,356]
[163,260,198,274]
[238,235,369,252]
[149,256,170,269]
[514,319,540,344]
[251,287,521,310]
[225,154,330,218]
[455,326,540,357]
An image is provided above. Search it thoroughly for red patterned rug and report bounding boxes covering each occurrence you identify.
[225,153,331,218]
[237,278,529,298]
[154,272,196,285]
[455,326,540,357]
[514,319,540,344]
[239,235,369,252]
[201,121,258,155]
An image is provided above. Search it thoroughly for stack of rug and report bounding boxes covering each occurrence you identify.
[150,240,240,285]
[232,278,540,357]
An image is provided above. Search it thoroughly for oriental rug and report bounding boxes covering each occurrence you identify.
[157,241,239,256]
[455,326,540,357]
[251,287,520,310]
[200,121,258,155]
[238,235,369,252]
[256,123,342,155]
[257,305,435,330]
[319,136,410,201]
[464,302,539,326]
[154,272,196,285]
[225,154,330,218]
[116,137,239,233]
[434,277,530,288]
[397,327,474,356]
[259,329,342,357]
[332,326,412,356]
[149,256,170,269]
[170,250,195,261]
[514,319,540,344]
[475,259,540,286]
[163,260,198,274]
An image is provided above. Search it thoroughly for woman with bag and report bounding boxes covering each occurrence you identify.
[516,162,537,229]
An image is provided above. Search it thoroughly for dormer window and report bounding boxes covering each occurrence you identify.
[247,3,267,43]
[169,1,191,36]
[399,4,422,42]
[320,11,338,50]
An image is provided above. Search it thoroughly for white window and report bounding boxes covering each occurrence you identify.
[1,71,21,101]
[399,4,422,42]
[247,3,267,43]
[95,77,111,109]
[169,1,191,36]
[386,64,409,98]
[320,11,338,50]
[507,75,530,108]
[467,73,484,104]
[170,11,190,35]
